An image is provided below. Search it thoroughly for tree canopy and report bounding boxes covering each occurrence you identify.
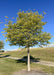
[4,11,51,48]
[0,41,4,50]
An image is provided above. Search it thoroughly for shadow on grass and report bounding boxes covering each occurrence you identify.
[16,55,40,65]
[0,55,10,58]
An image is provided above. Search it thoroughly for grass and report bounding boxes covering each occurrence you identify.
[31,63,54,74]
[0,47,54,75]
[0,57,54,75]
[0,58,26,75]
[2,47,54,62]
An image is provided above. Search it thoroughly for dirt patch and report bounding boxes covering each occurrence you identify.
[12,69,49,75]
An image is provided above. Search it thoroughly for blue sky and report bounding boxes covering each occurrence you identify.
[0,0,54,51]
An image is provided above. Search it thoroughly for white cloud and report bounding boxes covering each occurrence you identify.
[47,44,54,47]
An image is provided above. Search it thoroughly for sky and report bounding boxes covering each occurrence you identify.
[0,0,54,51]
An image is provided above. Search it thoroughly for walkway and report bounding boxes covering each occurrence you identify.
[6,57,54,67]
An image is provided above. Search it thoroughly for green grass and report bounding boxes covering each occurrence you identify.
[2,47,54,62]
[31,63,54,74]
[0,58,26,75]
[0,47,54,75]
[0,58,54,75]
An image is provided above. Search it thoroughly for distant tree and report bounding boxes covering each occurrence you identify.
[3,10,51,71]
[0,41,4,50]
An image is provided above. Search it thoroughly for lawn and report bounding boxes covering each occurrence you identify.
[0,47,54,75]
[2,47,54,62]
[0,58,26,75]
[0,57,54,75]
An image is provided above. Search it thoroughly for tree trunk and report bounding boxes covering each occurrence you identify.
[27,47,30,71]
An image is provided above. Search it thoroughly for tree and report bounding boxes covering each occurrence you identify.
[4,10,51,71]
[0,41,4,50]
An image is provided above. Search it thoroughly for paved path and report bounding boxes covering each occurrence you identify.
[6,57,54,67]
[12,70,49,75]
[37,60,54,67]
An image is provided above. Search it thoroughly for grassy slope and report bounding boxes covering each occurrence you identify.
[0,47,54,75]
[2,47,54,62]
